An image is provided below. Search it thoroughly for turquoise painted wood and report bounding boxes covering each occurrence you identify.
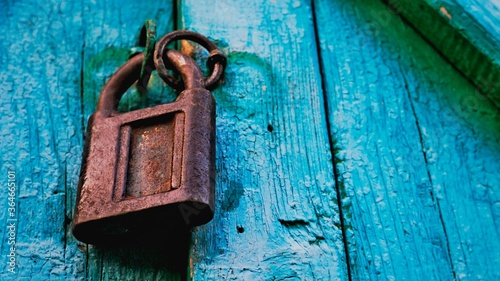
[315,1,453,279]
[179,1,348,279]
[0,0,86,279]
[1,0,499,280]
[315,0,500,279]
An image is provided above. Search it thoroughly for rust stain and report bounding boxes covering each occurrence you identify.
[181,40,196,55]
[73,51,217,245]
[440,7,452,19]
[190,258,194,279]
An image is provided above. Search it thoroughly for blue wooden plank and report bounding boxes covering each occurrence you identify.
[179,0,349,279]
[0,0,86,279]
[316,0,500,279]
[315,0,455,279]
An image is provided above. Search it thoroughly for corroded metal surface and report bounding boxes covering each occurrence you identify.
[73,37,224,245]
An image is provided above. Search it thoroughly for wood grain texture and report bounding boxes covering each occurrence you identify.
[179,0,348,280]
[0,0,86,279]
[316,0,500,279]
[382,0,500,107]
[315,0,453,279]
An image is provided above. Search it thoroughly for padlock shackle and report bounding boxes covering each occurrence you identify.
[96,53,143,117]
[163,49,204,90]
[96,50,204,117]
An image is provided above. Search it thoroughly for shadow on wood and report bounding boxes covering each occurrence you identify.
[88,228,191,280]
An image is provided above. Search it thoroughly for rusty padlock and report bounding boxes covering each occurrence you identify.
[73,31,225,245]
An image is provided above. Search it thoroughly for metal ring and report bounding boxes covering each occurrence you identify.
[154,30,227,91]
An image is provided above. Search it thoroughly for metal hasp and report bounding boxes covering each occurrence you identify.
[72,30,226,245]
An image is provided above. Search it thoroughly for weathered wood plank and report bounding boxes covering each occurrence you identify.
[316,0,500,279]
[397,19,500,281]
[179,0,348,279]
[392,3,500,278]
[0,0,86,279]
[80,1,183,280]
[382,0,500,107]
[315,0,454,279]
[403,48,500,280]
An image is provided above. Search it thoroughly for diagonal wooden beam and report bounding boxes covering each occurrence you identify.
[382,0,500,107]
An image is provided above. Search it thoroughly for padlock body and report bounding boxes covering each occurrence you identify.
[73,88,215,245]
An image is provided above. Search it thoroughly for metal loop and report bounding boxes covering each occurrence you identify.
[96,54,143,117]
[154,30,227,91]
[96,50,204,117]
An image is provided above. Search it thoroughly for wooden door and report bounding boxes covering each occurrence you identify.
[1,0,499,280]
